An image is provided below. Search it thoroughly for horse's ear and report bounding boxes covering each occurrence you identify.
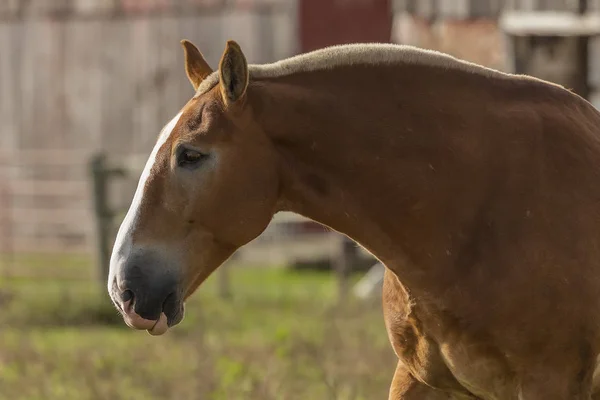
[180,39,213,91]
[218,40,249,105]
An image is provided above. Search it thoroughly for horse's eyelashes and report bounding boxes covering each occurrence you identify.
[177,148,207,168]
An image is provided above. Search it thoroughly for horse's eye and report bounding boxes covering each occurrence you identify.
[177,148,205,167]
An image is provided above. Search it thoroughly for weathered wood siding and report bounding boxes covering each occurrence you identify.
[5,0,600,255]
[0,0,297,253]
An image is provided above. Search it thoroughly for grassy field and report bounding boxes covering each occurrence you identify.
[0,256,396,400]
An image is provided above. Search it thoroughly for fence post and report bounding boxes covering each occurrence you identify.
[0,156,13,278]
[577,0,589,98]
[89,153,125,288]
[218,259,232,300]
[334,237,357,301]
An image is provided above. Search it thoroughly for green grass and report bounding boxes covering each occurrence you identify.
[0,261,396,400]
[0,252,92,280]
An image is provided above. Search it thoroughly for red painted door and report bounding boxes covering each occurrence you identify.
[299,0,393,53]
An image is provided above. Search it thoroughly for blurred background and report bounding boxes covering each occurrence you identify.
[0,0,599,399]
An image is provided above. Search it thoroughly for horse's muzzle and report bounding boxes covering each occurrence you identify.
[109,250,185,335]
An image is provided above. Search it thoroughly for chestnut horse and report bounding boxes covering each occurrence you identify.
[108,39,600,399]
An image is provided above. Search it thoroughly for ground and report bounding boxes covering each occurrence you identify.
[0,254,395,400]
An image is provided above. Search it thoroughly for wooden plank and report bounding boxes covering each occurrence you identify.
[414,0,436,18]
[393,0,503,19]
[500,11,600,36]
[590,35,600,87]
[130,16,152,155]
[542,0,576,11]
[10,196,89,212]
[141,17,163,154]
[271,9,298,61]
[63,19,105,150]
[10,207,92,224]
[8,207,94,253]
[468,0,504,17]
[11,237,90,254]
[158,15,188,127]
[16,19,36,151]
[99,19,134,155]
[0,0,296,22]
[0,22,16,152]
[256,10,275,63]
[9,180,89,197]
[438,0,469,19]
[26,20,67,150]
[508,0,588,11]
[0,1,20,18]
[0,149,91,164]
[11,224,91,242]
[179,14,225,68]
[72,0,119,16]
[225,9,271,63]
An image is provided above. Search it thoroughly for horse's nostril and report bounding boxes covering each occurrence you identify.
[162,292,176,309]
[121,289,134,303]
[162,292,179,325]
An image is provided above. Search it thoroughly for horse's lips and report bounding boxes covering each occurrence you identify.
[147,313,169,336]
[120,299,174,335]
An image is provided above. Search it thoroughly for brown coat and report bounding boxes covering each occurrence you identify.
[109,40,600,399]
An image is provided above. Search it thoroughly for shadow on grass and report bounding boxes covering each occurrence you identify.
[0,284,124,328]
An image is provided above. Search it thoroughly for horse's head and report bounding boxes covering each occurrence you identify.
[108,40,280,335]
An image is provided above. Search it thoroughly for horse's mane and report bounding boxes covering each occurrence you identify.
[195,42,526,97]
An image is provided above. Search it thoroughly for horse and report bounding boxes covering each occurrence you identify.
[108,38,600,399]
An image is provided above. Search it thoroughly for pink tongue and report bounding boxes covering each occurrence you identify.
[147,313,169,336]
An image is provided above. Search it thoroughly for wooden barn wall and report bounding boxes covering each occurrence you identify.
[0,0,298,254]
[4,0,600,255]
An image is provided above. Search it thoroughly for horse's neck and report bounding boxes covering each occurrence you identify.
[257,67,493,283]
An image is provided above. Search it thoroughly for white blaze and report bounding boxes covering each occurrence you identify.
[108,112,183,289]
